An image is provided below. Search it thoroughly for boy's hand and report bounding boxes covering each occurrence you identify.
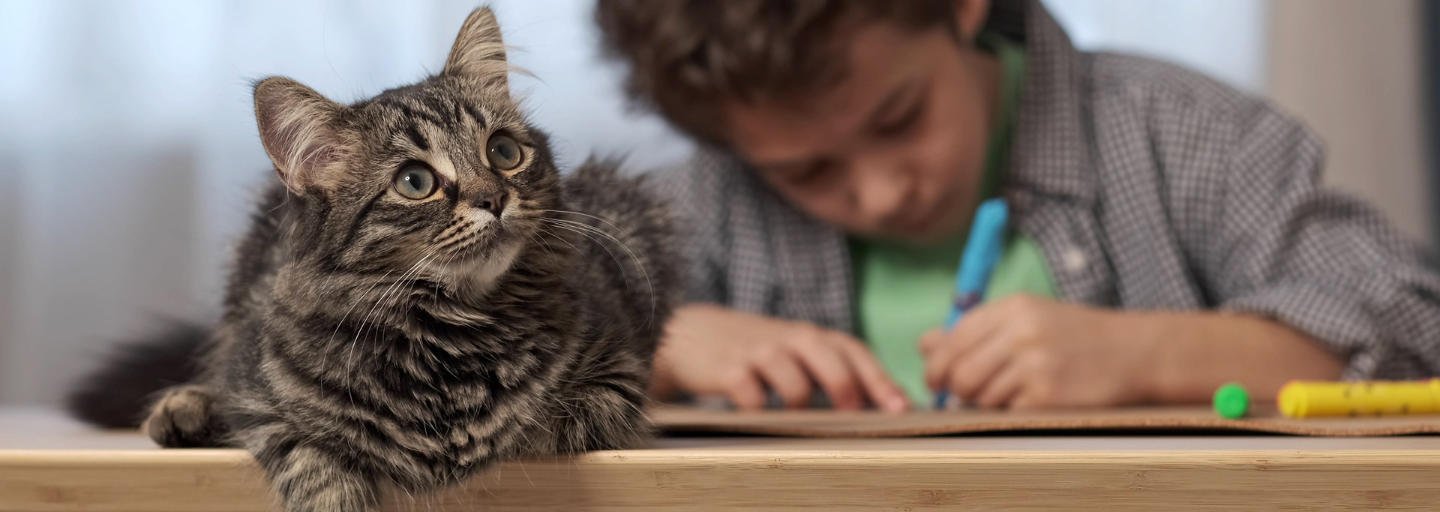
[654,304,909,412]
[919,295,1157,409]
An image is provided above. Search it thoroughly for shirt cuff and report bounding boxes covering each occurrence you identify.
[1220,281,1383,380]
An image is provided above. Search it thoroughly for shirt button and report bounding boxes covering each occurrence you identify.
[1061,246,1088,273]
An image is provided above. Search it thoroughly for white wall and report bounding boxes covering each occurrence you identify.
[1267,0,1430,243]
[1044,0,1270,93]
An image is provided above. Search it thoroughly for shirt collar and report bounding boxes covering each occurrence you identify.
[1001,0,1101,205]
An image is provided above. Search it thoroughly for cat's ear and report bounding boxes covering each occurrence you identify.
[253,77,347,196]
[443,8,509,89]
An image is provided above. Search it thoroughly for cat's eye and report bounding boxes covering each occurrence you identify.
[486,133,523,171]
[393,164,437,200]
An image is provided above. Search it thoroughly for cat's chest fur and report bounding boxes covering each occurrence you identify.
[268,277,572,385]
[245,261,584,467]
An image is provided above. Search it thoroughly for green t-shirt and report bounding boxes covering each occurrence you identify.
[848,33,1059,406]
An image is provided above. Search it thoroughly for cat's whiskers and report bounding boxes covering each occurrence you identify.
[541,220,630,290]
[321,269,396,373]
[539,209,628,235]
[434,227,486,254]
[535,225,589,270]
[421,247,471,338]
[432,218,476,247]
[346,248,444,386]
[440,234,525,299]
[531,223,567,250]
[540,217,658,326]
[521,219,555,248]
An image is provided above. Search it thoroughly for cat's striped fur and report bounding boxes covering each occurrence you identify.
[77,8,677,512]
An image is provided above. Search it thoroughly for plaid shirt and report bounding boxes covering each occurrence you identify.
[652,0,1440,379]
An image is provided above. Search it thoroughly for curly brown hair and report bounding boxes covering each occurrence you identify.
[595,0,957,145]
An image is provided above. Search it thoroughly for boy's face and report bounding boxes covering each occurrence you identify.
[722,19,999,244]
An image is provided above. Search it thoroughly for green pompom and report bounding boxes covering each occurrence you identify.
[1213,383,1250,419]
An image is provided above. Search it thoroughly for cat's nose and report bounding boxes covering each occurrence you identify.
[473,192,507,217]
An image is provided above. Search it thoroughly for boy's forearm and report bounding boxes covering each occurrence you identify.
[647,347,681,401]
[1136,311,1346,404]
[647,305,702,402]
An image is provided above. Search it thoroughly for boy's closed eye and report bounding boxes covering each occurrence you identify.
[763,91,929,185]
[872,87,928,138]
[766,157,837,185]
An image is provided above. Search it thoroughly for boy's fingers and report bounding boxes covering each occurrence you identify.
[923,303,1012,391]
[923,332,985,392]
[923,343,961,392]
[1009,391,1045,411]
[948,333,1016,400]
[974,362,1024,409]
[790,338,864,410]
[720,368,767,410]
[754,353,813,408]
[837,340,909,413]
[918,329,946,355]
[951,302,1008,345]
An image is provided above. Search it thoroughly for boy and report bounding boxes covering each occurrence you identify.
[595,0,1440,411]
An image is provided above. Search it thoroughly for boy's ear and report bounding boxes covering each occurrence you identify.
[443,7,510,89]
[253,77,347,196]
[952,0,992,41]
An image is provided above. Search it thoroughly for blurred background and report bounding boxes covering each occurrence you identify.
[0,0,1433,406]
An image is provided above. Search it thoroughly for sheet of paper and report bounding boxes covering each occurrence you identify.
[651,405,1440,437]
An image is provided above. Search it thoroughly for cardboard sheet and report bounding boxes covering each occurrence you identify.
[651,405,1440,437]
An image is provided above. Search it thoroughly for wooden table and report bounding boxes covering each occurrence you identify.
[5,407,1440,511]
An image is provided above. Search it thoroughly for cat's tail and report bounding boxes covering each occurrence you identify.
[65,321,209,429]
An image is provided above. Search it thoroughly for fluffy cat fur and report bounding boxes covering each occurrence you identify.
[66,8,678,511]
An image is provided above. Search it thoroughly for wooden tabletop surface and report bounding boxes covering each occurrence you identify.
[5,407,1440,511]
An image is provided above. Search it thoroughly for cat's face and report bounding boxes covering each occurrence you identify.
[326,79,562,281]
[253,9,559,287]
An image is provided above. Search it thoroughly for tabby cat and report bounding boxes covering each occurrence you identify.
[67,8,677,511]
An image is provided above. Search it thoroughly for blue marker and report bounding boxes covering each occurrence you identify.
[934,198,1009,410]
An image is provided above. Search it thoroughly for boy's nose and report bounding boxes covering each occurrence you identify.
[852,162,910,224]
[473,191,507,216]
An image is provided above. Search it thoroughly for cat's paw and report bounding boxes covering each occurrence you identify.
[143,384,224,447]
[267,444,380,512]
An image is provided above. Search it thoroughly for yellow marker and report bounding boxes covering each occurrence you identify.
[1277,379,1440,418]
